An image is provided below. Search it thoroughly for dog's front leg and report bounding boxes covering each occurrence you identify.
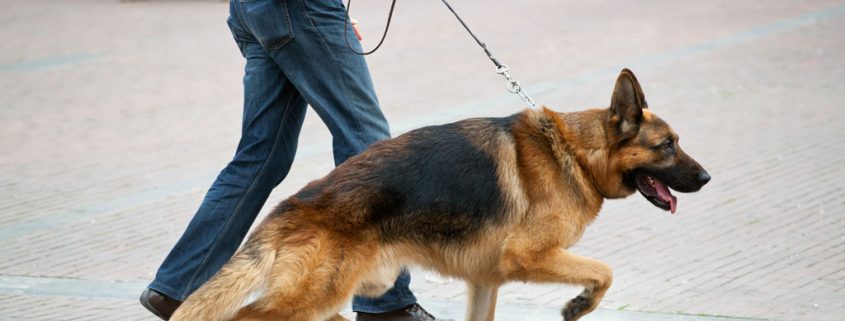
[466,282,498,321]
[501,248,612,321]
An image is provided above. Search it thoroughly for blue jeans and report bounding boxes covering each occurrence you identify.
[149,0,416,313]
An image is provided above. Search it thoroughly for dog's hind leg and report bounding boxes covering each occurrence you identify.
[234,231,381,321]
[325,313,350,321]
[466,282,498,321]
[501,248,612,321]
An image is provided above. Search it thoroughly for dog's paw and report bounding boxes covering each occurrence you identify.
[561,293,592,321]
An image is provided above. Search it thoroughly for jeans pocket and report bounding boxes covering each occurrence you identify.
[237,0,295,51]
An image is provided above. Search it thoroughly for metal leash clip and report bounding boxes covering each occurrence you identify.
[495,65,518,92]
[495,65,538,109]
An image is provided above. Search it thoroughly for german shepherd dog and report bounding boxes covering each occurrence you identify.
[171,69,710,321]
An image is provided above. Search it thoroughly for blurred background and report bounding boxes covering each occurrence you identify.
[1,0,843,320]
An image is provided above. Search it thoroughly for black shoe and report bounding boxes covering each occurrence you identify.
[356,303,453,321]
[139,288,182,320]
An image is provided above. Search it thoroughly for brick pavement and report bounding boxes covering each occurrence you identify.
[1,0,844,320]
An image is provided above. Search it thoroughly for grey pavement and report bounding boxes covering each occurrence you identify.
[1,0,844,320]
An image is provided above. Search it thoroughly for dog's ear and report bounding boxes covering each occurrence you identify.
[609,68,648,140]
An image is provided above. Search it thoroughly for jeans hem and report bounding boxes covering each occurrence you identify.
[351,294,418,314]
[147,281,184,302]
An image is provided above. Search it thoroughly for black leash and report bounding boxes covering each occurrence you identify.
[343,0,397,55]
[439,0,501,69]
[344,0,538,109]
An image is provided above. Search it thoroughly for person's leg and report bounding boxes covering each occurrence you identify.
[148,7,308,301]
[264,0,417,313]
[269,0,391,163]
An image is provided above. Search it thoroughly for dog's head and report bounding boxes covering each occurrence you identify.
[602,69,710,213]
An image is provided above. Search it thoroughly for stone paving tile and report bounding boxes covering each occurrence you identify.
[0,294,145,321]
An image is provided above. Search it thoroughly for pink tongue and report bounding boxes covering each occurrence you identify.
[652,179,678,214]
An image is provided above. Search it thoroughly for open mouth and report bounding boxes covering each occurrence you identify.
[635,173,677,214]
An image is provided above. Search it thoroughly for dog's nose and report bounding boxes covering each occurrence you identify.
[697,171,711,185]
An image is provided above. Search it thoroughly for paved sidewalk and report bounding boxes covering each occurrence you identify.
[2,0,844,320]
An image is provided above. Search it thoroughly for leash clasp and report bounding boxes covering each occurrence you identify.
[495,65,519,93]
[495,64,537,109]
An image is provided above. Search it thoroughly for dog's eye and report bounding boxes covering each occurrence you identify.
[663,139,675,153]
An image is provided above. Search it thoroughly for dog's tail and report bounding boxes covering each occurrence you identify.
[170,237,276,321]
